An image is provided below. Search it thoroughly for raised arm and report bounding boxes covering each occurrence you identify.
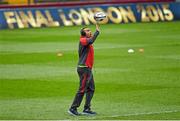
[87,23,100,44]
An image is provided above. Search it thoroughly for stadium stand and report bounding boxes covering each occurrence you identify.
[0,0,8,4]
[0,0,175,5]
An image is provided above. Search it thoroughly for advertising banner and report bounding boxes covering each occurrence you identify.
[0,2,180,29]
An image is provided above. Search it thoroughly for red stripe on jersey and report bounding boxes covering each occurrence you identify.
[85,45,94,69]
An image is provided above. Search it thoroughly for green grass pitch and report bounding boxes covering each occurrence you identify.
[0,21,180,120]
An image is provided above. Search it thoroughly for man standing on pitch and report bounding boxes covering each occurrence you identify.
[68,23,100,116]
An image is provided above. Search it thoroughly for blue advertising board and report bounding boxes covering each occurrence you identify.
[0,2,180,29]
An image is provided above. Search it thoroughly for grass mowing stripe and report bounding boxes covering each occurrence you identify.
[0,64,131,79]
[0,64,76,79]
[0,42,77,53]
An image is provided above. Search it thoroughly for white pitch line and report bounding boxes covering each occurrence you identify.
[111,110,180,118]
[93,110,180,119]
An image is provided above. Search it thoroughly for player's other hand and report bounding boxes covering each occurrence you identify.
[95,22,100,32]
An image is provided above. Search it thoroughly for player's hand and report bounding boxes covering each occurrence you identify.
[95,22,100,32]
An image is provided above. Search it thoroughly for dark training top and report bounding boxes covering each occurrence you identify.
[78,31,99,69]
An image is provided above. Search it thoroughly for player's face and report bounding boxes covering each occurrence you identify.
[84,28,92,38]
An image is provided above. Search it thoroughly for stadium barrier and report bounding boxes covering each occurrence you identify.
[0,2,180,29]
